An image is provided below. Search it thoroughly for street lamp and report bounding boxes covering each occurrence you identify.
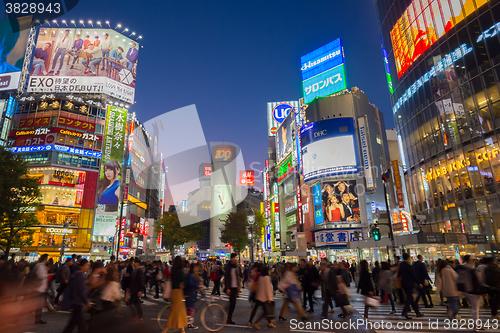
[247,208,255,263]
[146,236,151,261]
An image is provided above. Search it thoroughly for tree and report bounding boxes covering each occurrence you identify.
[154,212,205,256]
[220,209,267,258]
[220,210,248,257]
[0,147,41,258]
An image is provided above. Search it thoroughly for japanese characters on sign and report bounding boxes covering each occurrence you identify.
[392,160,404,209]
[8,144,102,158]
[301,38,346,104]
[239,170,255,186]
[315,229,362,247]
[58,116,96,132]
[18,117,51,128]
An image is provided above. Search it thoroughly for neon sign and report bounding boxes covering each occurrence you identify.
[393,44,472,114]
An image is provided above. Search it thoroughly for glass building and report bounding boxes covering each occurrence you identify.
[375,0,500,257]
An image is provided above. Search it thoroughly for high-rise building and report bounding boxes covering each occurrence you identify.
[375,0,500,257]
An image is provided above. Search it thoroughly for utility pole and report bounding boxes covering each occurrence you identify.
[381,169,396,259]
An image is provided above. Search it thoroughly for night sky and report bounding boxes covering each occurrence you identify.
[6,0,396,196]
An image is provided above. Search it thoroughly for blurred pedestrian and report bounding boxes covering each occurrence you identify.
[62,259,91,333]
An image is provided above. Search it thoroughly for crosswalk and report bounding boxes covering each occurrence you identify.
[351,301,500,333]
[199,286,286,302]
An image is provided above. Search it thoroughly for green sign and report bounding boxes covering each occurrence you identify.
[93,105,128,237]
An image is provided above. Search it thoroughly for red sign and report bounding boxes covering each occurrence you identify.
[265,201,271,218]
[119,218,126,245]
[58,116,96,132]
[119,247,130,254]
[76,172,86,189]
[204,165,212,177]
[297,184,302,225]
[144,220,149,236]
[400,213,409,233]
[18,117,50,128]
[75,190,83,207]
[158,230,162,246]
[239,170,255,186]
[139,218,145,235]
[392,160,405,209]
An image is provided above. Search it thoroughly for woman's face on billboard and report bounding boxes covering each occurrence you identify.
[104,167,115,180]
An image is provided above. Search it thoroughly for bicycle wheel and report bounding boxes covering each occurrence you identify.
[200,303,227,331]
[157,304,174,331]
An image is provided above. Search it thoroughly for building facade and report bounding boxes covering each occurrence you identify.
[375,0,500,258]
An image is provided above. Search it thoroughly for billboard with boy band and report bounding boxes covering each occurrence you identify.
[27,27,139,103]
[320,180,360,223]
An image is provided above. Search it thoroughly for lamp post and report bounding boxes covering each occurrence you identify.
[247,208,255,263]
[146,236,151,262]
[381,169,396,259]
[60,222,69,263]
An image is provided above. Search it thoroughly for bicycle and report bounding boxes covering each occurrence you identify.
[157,287,227,332]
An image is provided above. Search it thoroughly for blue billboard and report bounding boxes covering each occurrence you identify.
[301,38,346,104]
[312,183,323,225]
[301,38,344,81]
[8,144,102,158]
[300,118,360,182]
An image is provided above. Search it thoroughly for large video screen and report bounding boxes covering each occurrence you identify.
[27,27,139,103]
[301,38,346,104]
[391,0,487,78]
[0,16,32,91]
[300,118,360,182]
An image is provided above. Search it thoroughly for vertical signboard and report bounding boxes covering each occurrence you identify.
[312,183,323,225]
[93,106,128,237]
[358,117,375,190]
[274,202,280,249]
[297,183,302,226]
[293,104,303,173]
[267,101,298,137]
[392,160,404,209]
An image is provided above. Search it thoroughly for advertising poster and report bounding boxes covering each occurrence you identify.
[214,184,232,216]
[321,180,360,223]
[312,183,323,225]
[390,0,487,78]
[27,27,140,103]
[0,16,32,91]
[301,118,360,182]
[275,113,293,162]
[239,170,255,186]
[93,106,128,237]
[267,101,298,137]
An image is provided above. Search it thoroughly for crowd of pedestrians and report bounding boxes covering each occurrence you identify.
[1,252,500,333]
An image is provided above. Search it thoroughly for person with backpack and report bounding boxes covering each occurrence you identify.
[484,257,500,320]
[457,255,484,331]
[210,261,223,300]
[62,259,91,333]
[55,258,74,306]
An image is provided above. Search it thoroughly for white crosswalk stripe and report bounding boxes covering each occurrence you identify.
[200,287,286,302]
[351,304,500,333]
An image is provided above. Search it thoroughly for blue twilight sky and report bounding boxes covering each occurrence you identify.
[7,0,396,196]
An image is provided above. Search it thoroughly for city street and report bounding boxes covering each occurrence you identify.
[19,283,500,333]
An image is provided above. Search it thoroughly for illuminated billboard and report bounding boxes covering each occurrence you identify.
[0,16,32,91]
[267,101,298,137]
[321,180,360,223]
[93,106,128,237]
[391,0,487,78]
[275,112,293,162]
[301,38,346,104]
[27,27,139,103]
[300,118,360,182]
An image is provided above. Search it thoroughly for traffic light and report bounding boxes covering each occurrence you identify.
[226,244,231,248]
[132,227,140,234]
[382,169,391,182]
[372,227,381,241]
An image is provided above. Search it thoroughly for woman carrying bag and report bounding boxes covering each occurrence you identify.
[248,266,275,329]
[357,260,375,321]
[379,262,396,314]
[163,256,188,333]
[278,263,307,321]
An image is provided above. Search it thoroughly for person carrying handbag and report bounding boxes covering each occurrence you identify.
[357,260,375,321]
[278,263,307,321]
[248,266,275,329]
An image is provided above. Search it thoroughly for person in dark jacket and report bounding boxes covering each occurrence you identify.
[372,261,381,296]
[357,260,374,320]
[398,253,424,319]
[62,259,91,333]
[224,253,242,325]
[129,258,144,323]
[413,254,433,308]
[55,258,74,305]
[304,259,320,313]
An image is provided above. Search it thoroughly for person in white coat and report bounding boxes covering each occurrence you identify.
[435,260,460,319]
[249,266,275,329]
